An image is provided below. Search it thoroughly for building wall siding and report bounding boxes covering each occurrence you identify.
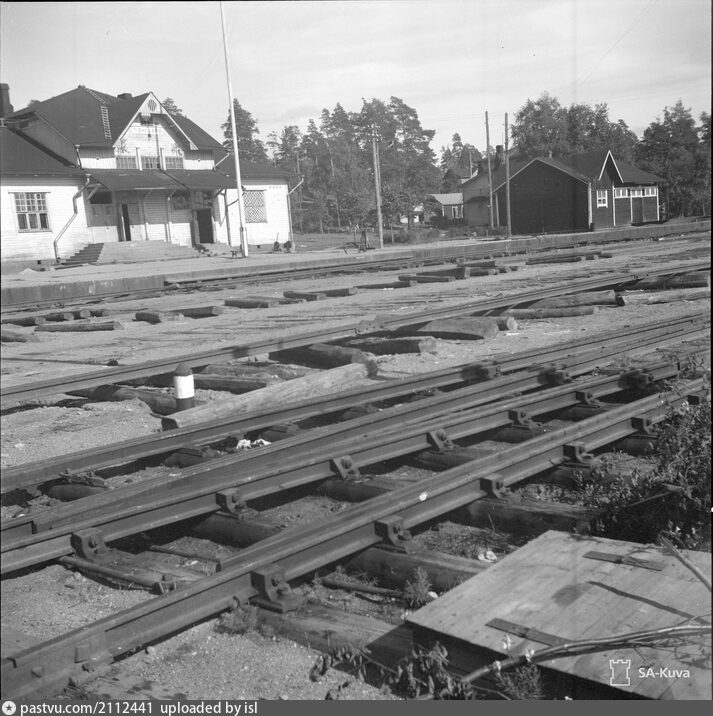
[1,177,91,261]
[221,181,290,246]
[496,163,588,234]
[464,198,492,228]
[80,148,116,169]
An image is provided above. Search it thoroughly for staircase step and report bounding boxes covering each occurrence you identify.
[62,241,201,266]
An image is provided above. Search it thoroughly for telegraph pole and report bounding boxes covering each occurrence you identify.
[371,124,384,249]
[485,111,494,230]
[219,1,248,257]
[504,113,512,238]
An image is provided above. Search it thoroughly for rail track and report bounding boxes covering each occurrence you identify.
[2,225,708,314]
[1,233,709,700]
[0,373,706,699]
[2,310,708,496]
[1,263,709,406]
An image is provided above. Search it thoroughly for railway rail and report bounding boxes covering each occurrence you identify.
[1,263,709,406]
[2,310,708,495]
[0,348,700,572]
[3,225,708,314]
[0,376,705,699]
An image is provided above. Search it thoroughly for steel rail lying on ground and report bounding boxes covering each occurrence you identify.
[2,224,708,314]
[0,363,685,573]
[0,379,705,699]
[0,264,709,406]
[1,311,708,494]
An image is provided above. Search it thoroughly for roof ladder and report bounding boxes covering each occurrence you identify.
[100,105,111,140]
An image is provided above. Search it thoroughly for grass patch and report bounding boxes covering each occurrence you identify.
[579,392,711,549]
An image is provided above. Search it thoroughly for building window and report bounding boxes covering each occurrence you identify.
[164,156,184,170]
[141,155,160,170]
[171,192,190,210]
[614,188,627,199]
[644,187,657,197]
[596,190,608,208]
[116,155,137,169]
[244,190,267,223]
[14,192,50,231]
[629,187,643,197]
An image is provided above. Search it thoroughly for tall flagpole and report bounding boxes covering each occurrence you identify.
[220,1,248,258]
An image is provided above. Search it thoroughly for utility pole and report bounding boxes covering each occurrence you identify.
[504,113,512,238]
[485,111,494,230]
[219,1,248,258]
[371,124,384,249]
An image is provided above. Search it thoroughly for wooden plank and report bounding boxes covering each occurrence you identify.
[134,311,184,324]
[261,602,414,668]
[407,532,711,699]
[417,317,500,340]
[1,329,40,343]
[35,321,124,332]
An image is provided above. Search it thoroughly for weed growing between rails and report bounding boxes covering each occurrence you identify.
[579,384,711,548]
[310,639,548,699]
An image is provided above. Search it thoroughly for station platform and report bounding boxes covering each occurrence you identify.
[0,237,491,307]
[1,219,708,308]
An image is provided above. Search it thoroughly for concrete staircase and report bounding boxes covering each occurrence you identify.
[62,241,202,266]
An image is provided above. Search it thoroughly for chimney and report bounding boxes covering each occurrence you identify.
[117,92,133,100]
[0,84,14,118]
[494,144,503,169]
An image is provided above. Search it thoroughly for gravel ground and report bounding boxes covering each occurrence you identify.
[1,234,709,700]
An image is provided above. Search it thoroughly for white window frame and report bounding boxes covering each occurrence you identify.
[14,192,51,232]
[596,190,608,208]
[614,188,627,199]
[629,187,643,197]
[116,155,137,169]
[164,156,184,170]
[244,190,267,223]
[141,155,161,170]
[644,186,657,197]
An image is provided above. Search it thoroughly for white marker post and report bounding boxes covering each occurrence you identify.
[173,363,195,411]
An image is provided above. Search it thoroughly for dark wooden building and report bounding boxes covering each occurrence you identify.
[462,150,662,235]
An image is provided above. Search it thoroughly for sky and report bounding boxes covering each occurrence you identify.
[1,0,710,156]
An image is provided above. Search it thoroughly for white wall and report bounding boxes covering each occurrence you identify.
[1,177,91,261]
[219,180,290,247]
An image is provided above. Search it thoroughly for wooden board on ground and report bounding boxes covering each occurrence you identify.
[406,531,711,700]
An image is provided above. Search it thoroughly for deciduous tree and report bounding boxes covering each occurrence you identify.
[636,100,708,217]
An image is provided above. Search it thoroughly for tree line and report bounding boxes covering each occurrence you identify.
[162,92,710,230]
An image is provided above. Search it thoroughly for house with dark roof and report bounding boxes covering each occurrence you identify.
[461,150,662,235]
[0,125,89,262]
[1,86,290,261]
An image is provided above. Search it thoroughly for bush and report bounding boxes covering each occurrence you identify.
[580,394,711,548]
[403,567,432,609]
[215,604,260,635]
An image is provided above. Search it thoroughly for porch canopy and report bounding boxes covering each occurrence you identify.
[87,169,235,192]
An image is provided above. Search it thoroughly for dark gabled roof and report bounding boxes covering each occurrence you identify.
[549,151,662,184]
[615,162,662,184]
[170,113,224,152]
[5,86,223,151]
[465,151,662,199]
[216,156,290,182]
[0,126,84,178]
[444,165,473,180]
[552,151,611,181]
